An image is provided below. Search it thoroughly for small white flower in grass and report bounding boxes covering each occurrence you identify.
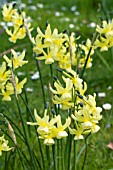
[61,7,67,11]
[20,3,26,9]
[31,71,39,80]
[107,86,112,90]
[17,72,25,76]
[28,0,32,3]
[69,24,74,28]
[0,22,5,26]
[55,11,61,17]
[37,3,44,8]
[64,17,70,22]
[73,18,77,23]
[98,92,106,97]
[89,22,96,28]
[37,16,41,21]
[102,103,112,110]
[26,87,33,92]
[28,5,37,11]
[74,11,80,16]
[106,124,111,128]
[70,6,76,11]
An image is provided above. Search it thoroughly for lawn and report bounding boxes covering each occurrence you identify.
[0,0,113,169]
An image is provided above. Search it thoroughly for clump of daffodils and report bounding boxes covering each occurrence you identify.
[0,135,12,156]
[0,49,27,101]
[33,24,94,69]
[2,3,103,145]
[50,68,102,140]
[27,109,71,145]
[2,3,32,43]
[94,19,113,51]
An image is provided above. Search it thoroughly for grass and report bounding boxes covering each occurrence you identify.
[0,0,113,169]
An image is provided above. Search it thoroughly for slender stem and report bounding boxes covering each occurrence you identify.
[17,147,26,170]
[4,152,7,170]
[33,151,42,170]
[67,134,72,170]
[3,105,25,141]
[73,140,77,170]
[52,142,57,170]
[20,94,45,170]
[64,135,68,168]
[24,90,31,137]
[61,139,64,170]
[50,64,53,78]
[81,47,92,78]
[57,140,60,170]
[81,134,90,170]
[16,98,36,170]
[35,59,46,107]
[46,146,50,170]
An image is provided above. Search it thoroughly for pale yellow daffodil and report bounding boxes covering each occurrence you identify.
[3,49,28,69]
[69,126,84,140]
[64,68,87,95]
[56,116,71,139]
[5,77,27,96]
[37,49,54,64]
[0,135,12,156]
[96,20,113,36]
[1,89,14,101]
[94,36,109,51]
[50,78,73,100]
[53,95,74,110]
[80,39,94,55]
[0,62,11,85]
[2,4,17,22]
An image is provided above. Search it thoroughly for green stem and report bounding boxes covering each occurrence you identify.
[33,151,42,170]
[35,59,46,107]
[81,47,92,78]
[24,90,31,137]
[57,140,60,170]
[20,94,45,170]
[46,146,50,170]
[50,64,53,78]
[17,147,26,170]
[16,98,36,170]
[4,152,7,170]
[81,134,90,170]
[52,142,57,170]
[61,139,64,170]
[73,140,77,170]
[3,105,25,141]
[67,134,72,170]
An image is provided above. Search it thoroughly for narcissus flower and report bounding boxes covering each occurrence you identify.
[56,116,71,139]
[0,62,11,85]
[69,93,102,139]
[80,38,94,55]
[94,36,109,52]
[6,77,27,95]
[6,27,26,43]
[50,78,73,100]
[69,126,84,140]
[0,135,12,156]
[27,109,71,145]
[63,68,87,95]
[1,89,14,101]
[4,49,28,69]
[2,4,17,22]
